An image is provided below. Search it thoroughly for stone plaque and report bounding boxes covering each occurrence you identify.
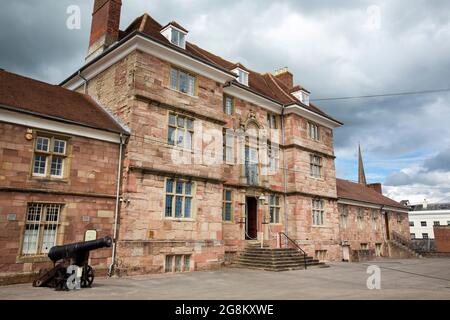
[84,230,97,241]
[7,213,16,221]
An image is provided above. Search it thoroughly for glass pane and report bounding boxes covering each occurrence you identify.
[33,155,47,175]
[177,116,185,128]
[186,118,194,130]
[185,182,192,195]
[53,140,66,154]
[184,255,190,271]
[175,255,182,272]
[169,113,176,126]
[275,196,280,206]
[270,207,274,223]
[165,195,173,217]
[22,224,39,255]
[168,127,175,145]
[170,69,178,90]
[176,182,183,194]
[166,179,174,193]
[276,208,280,223]
[165,255,173,272]
[27,204,42,221]
[50,157,63,177]
[225,190,232,201]
[188,75,195,96]
[36,137,49,152]
[175,196,183,217]
[46,205,60,222]
[270,195,274,205]
[42,224,57,253]
[171,30,179,45]
[184,197,192,218]
[179,71,188,93]
[177,130,184,147]
[225,203,232,221]
[179,33,186,47]
[186,131,193,150]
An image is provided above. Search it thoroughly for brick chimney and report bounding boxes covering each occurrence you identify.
[86,0,122,62]
[367,183,382,194]
[274,67,293,89]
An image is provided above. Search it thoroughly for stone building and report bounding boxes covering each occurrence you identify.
[60,0,346,274]
[336,146,410,261]
[0,70,128,283]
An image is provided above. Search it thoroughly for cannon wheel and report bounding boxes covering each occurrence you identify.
[81,265,94,288]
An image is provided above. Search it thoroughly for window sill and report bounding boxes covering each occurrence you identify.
[164,218,195,222]
[168,87,198,99]
[311,225,330,229]
[222,220,234,224]
[16,255,51,263]
[30,176,69,183]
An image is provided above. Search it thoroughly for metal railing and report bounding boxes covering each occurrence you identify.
[279,232,308,270]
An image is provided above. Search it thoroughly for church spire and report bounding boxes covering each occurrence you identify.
[358,144,367,185]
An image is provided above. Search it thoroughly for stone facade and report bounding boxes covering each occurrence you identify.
[0,122,121,277]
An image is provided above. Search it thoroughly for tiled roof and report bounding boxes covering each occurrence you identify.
[0,70,127,134]
[336,179,407,210]
[121,13,341,124]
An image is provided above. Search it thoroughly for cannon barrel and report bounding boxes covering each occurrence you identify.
[48,236,113,262]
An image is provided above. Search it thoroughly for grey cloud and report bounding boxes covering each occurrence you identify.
[424,148,450,172]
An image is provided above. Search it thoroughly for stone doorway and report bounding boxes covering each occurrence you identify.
[245,196,258,240]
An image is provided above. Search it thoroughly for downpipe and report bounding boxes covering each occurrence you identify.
[281,105,288,247]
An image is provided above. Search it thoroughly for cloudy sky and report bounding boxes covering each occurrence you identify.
[1,0,450,204]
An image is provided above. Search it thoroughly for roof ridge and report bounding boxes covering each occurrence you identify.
[266,73,296,103]
[139,13,149,32]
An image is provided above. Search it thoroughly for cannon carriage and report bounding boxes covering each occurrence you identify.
[33,236,113,290]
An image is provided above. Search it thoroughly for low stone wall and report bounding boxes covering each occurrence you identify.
[351,249,375,262]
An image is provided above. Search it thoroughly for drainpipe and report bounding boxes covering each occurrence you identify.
[77,70,88,94]
[281,105,288,247]
[108,133,125,276]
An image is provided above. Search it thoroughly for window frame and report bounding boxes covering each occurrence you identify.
[222,189,233,222]
[266,113,278,129]
[165,254,192,273]
[307,122,320,141]
[223,95,234,115]
[357,208,364,229]
[269,195,281,224]
[267,140,280,175]
[21,203,63,256]
[420,221,427,227]
[312,199,325,226]
[164,179,194,219]
[223,129,235,165]
[310,154,323,178]
[167,112,194,151]
[32,133,68,180]
[169,66,197,96]
[339,204,348,229]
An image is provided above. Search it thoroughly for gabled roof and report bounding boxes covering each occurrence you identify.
[0,70,127,134]
[119,13,341,124]
[336,178,407,210]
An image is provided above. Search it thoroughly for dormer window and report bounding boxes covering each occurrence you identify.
[233,68,249,86]
[292,88,310,106]
[161,22,188,49]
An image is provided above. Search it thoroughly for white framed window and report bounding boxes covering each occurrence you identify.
[223,95,234,115]
[433,221,440,226]
[339,204,348,229]
[360,243,369,250]
[170,67,196,96]
[312,199,324,225]
[310,154,323,178]
[409,221,414,227]
[357,208,364,229]
[269,195,281,224]
[422,233,429,239]
[421,221,427,227]
[165,254,191,273]
[307,122,320,140]
[165,179,193,219]
[315,250,327,261]
[301,91,310,105]
[233,68,249,86]
[171,29,186,48]
[21,203,62,256]
[223,189,233,222]
[267,113,278,129]
[410,233,416,240]
[267,141,280,174]
[32,135,68,179]
[223,129,234,164]
[168,112,194,150]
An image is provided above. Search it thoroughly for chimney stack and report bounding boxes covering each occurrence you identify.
[274,67,293,89]
[367,183,382,194]
[86,0,122,62]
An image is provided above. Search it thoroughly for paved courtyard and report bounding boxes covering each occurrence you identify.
[1,258,449,300]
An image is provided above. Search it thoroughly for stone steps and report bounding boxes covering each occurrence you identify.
[233,242,327,272]
[389,240,423,258]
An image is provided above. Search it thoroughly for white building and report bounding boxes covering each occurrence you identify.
[408,201,450,239]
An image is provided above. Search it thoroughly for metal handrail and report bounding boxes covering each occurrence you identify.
[279,232,308,270]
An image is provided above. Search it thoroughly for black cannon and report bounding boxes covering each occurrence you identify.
[33,236,113,290]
